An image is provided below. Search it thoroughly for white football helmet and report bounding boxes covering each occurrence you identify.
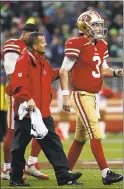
[77,11,108,39]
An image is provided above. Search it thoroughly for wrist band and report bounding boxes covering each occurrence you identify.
[113,70,119,77]
[62,90,69,95]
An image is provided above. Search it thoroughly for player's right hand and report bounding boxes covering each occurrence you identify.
[63,96,71,112]
[27,99,36,111]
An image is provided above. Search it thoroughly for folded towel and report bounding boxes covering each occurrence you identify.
[18,101,48,139]
[30,108,48,139]
[18,101,28,120]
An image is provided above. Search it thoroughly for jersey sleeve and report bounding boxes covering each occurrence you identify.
[101,39,109,60]
[64,38,81,58]
[2,39,26,58]
[2,39,26,75]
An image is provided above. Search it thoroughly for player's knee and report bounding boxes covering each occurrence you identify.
[76,138,87,145]
[93,135,103,140]
[91,128,103,140]
[80,139,87,145]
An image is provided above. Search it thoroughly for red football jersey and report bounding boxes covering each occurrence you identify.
[2,39,26,95]
[2,39,26,60]
[65,36,109,93]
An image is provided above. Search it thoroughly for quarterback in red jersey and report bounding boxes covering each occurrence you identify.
[1,24,49,180]
[60,11,123,185]
[65,37,109,93]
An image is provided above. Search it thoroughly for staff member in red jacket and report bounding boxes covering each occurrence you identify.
[2,23,48,181]
[8,32,82,187]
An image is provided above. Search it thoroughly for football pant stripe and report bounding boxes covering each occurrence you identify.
[73,91,93,139]
[77,92,94,138]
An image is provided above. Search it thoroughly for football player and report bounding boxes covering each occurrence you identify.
[0,69,8,143]
[59,11,123,185]
[1,23,49,180]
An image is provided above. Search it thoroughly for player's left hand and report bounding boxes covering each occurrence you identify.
[115,69,123,77]
[63,95,71,112]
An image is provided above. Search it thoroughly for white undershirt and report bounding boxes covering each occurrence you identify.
[61,56,77,71]
[101,59,109,69]
[4,52,19,74]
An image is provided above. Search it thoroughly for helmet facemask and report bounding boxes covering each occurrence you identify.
[87,20,108,39]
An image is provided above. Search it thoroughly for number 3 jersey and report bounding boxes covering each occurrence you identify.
[64,36,109,93]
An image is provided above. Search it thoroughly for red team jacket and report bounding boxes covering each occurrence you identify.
[2,39,59,118]
[11,50,59,118]
[64,36,109,93]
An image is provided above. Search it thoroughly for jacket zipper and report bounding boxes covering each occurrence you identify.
[40,61,42,112]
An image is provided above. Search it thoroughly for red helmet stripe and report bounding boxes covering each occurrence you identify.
[93,11,101,18]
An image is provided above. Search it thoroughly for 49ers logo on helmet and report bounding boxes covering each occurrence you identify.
[81,15,91,22]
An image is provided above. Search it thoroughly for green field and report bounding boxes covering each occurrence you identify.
[1,133,124,189]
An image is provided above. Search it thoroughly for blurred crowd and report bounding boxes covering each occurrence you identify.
[1,1,123,69]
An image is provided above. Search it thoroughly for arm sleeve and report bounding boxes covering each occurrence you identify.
[4,52,19,74]
[61,56,77,71]
[102,60,109,69]
[2,39,26,56]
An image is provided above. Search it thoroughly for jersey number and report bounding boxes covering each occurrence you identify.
[92,56,101,78]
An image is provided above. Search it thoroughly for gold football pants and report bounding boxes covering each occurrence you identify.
[70,91,103,142]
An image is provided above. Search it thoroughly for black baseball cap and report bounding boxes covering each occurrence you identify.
[23,23,39,32]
